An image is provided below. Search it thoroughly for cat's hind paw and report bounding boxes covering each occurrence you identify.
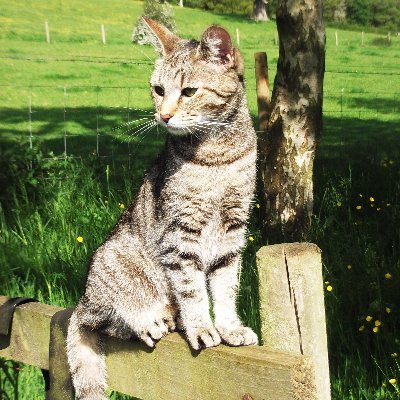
[186,326,221,350]
[218,326,258,346]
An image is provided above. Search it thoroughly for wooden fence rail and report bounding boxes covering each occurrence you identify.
[0,243,330,400]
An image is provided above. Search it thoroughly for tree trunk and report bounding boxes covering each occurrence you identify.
[253,0,269,21]
[259,0,325,242]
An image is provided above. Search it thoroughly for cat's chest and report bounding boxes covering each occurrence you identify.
[165,153,255,211]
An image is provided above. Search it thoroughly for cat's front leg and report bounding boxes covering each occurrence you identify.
[162,250,221,350]
[208,255,258,346]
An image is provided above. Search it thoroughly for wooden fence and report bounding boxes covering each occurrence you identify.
[0,243,330,400]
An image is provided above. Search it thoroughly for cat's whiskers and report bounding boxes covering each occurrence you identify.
[129,120,158,138]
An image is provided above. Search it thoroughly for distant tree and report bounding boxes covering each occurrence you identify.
[323,0,346,21]
[252,0,269,21]
[132,0,176,45]
[371,0,400,31]
[345,0,372,26]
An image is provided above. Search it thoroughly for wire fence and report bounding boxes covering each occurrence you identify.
[0,80,399,168]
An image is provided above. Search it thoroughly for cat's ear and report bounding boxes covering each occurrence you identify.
[142,17,180,56]
[199,26,235,65]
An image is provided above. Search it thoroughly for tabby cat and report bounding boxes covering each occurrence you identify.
[67,18,258,399]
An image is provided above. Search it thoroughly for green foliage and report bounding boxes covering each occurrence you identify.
[346,0,373,26]
[184,0,253,17]
[371,0,400,31]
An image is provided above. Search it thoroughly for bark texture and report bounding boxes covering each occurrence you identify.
[253,0,270,21]
[260,0,325,242]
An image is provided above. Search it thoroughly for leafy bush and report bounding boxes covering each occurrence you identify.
[132,0,176,45]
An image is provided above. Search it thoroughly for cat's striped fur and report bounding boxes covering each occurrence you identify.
[67,18,258,399]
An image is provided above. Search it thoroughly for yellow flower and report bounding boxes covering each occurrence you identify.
[76,236,84,243]
[366,315,373,322]
[356,205,362,210]
[104,200,108,204]
[370,196,375,202]
[256,203,260,209]
[337,201,342,207]
[358,325,365,332]
[347,264,352,270]
[373,326,379,333]
[389,378,397,385]
[390,353,398,358]
[385,272,392,280]
[248,236,254,242]
[326,285,333,292]
[119,203,125,209]
[386,307,391,314]
[374,320,381,327]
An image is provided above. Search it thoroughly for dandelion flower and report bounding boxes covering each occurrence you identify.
[373,326,379,333]
[386,307,391,314]
[389,379,397,385]
[248,236,254,242]
[385,272,392,280]
[119,203,125,209]
[366,316,373,322]
[370,197,375,202]
[356,205,362,210]
[76,236,84,243]
[358,325,365,332]
[374,320,381,327]
[326,285,333,292]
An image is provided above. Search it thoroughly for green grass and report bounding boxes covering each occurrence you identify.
[0,1,399,399]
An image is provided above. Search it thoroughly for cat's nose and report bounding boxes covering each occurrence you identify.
[160,114,173,123]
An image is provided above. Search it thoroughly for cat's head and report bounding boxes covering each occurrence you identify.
[143,17,245,137]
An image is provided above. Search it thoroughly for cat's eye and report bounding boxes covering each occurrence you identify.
[182,87,198,97]
[154,86,164,96]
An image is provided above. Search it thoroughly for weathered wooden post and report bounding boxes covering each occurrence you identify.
[46,309,74,399]
[44,21,50,43]
[257,243,331,400]
[254,52,271,133]
[101,24,106,44]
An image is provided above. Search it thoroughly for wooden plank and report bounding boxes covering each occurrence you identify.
[0,296,313,399]
[0,296,62,370]
[257,243,330,400]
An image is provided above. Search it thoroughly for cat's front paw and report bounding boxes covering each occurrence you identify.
[186,325,221,350]
[138,318,170,348]
[217,326,258,346]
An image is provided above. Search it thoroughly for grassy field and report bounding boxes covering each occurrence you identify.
[0,1,399,399]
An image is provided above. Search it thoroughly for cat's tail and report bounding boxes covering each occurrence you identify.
[67,311,108,400]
